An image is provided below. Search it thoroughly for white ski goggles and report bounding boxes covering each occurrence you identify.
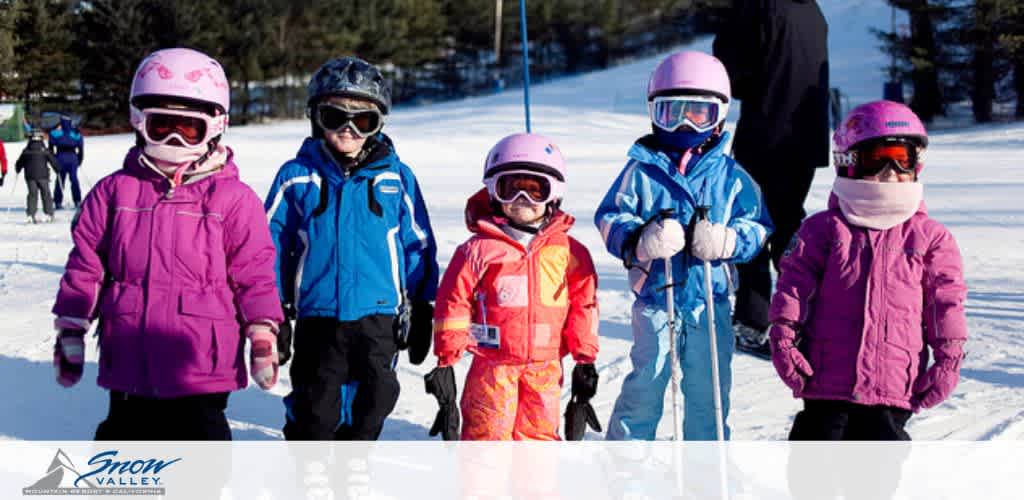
[648,95,728,134]
[484,170,565,205]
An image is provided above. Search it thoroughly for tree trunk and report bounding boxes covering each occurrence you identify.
[908,3,943,122]
[1015,58,1024,118]
[971,2,995,123]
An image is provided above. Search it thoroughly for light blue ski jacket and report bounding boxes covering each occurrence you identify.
[594,133,773,322]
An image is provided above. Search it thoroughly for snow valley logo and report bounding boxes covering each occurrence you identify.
[22,448,180,496]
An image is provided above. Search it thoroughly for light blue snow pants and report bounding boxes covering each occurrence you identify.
[606,298,734,441]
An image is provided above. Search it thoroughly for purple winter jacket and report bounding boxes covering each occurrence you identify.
[769,194,968,411]
[53,147,283,398]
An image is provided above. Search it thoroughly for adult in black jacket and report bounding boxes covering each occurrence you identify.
[713,0,829,356]
[15,133,60,223]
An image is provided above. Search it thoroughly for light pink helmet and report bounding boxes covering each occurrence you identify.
[833,100,929,175]
[483,133,566,201]
[647,51,731,102]
[129,48,230,143]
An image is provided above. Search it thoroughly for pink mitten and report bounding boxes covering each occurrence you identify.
[247,324,279,390]
[769,323,814,393]
[54,330,85,388]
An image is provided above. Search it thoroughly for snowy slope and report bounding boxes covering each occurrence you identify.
[1,0,1021,441]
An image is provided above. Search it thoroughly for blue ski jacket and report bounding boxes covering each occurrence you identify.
[49,117,84,168]
[594,133,773,323]
[266,135,438,321]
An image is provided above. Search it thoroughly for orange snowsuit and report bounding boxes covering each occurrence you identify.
[434,189,600,440]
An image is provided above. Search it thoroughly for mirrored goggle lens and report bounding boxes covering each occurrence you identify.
[317,105,381,135]
[495,173,552,203]
[856,143,917,176]
[146,112,207,145]
[652,99,719,131]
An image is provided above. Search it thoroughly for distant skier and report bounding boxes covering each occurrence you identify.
[14,131,60,223]
[770,101,968,440]
[595,51,773,440]
[0,135,7,186]
[49,115,84,210]
[426,133,601,441]
[266,56,438,441]
[51,48,283,440]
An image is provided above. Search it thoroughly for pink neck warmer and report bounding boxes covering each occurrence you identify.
[141,145,228,189]
[832,177,923,230]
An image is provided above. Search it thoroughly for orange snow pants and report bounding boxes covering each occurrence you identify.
[460,356,563,441]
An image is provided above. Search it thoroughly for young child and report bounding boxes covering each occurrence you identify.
[51,48,283,440]
[769,100,968,440]
[425,133,600,441]
[267,56,438,441]
[595,51,773,441]
[15,130,60,223]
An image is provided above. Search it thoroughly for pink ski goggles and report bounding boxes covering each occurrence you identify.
[648,95,728,133]
[484,170,564,204]
[130,107,227,146]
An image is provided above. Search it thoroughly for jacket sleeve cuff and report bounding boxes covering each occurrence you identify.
[54,316,91,332]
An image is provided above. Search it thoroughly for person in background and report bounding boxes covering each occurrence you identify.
[15,131,60,223]
[50,115,85,210]
[713,0,830,358]
[0,135,8,186]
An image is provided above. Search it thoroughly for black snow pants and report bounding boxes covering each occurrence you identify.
[94,390,232,440]
[26,178,54,218]
[283,315,400,441]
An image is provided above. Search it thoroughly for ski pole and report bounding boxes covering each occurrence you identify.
[655,208,682,443]
[696,205,730,500]
[518,0,532,132]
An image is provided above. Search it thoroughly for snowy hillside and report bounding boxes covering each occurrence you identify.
[1,0,1021,441]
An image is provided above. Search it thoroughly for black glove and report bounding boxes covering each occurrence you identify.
[407,301,433,365]
[424,366,459,440]
[564,363,602,440]
[277,303,295,366]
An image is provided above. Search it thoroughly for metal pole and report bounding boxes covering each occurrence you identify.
[495,0,503,66]
[519,0,532,132]
[697,206,729,499]
[665,258,681,442]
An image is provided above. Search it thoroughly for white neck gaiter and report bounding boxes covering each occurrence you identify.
[832,177,923,230]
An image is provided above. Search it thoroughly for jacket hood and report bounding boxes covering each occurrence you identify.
[463,187,575,243]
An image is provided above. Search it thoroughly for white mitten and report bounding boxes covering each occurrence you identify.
[690,219,737,261]
[634,218,686,262]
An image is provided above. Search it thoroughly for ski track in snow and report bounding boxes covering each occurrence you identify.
[1,0,1021,441]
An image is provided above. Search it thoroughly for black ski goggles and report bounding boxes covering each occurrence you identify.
[314,103,384,138]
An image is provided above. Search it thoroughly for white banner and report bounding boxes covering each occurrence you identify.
[1,441,1021,499]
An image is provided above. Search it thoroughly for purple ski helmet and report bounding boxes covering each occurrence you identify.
[833,100,928,176]
[483,133,566,202]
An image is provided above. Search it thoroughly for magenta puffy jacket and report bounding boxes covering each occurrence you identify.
[770,194,968,411]
[53,148,283,398]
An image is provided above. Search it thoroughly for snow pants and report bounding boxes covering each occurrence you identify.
[94,390,231,440]
[53,160,81,209]
[460,356,562,441]
[788,399,911,441]
[606,298,734,440]
[284,315,400,441]
[25,178,54,217]
[733,163,816,330]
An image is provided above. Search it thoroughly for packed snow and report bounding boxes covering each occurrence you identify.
[1,0,1021,441]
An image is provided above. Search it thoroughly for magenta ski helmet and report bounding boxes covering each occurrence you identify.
[647,51,731,103]
[833,100,928,176]
[483,133,566,203]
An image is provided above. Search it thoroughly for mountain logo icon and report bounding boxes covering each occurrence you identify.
[24,448,97,490]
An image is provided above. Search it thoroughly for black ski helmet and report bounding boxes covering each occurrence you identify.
[307,56,392,114]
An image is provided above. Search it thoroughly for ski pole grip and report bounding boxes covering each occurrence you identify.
[656,208,676,222]
[695,206,710,222]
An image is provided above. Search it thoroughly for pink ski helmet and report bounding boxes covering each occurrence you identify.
[833,100,928,176]
[647,51,731,103]
[129,48,230,141]
[483,133,566,202]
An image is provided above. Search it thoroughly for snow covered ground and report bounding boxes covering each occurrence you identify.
[1,0,1021,441]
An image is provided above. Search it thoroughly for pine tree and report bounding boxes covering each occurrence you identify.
[1000,0,1024,118]
[0,0,17,97]
[10,0,78,113]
